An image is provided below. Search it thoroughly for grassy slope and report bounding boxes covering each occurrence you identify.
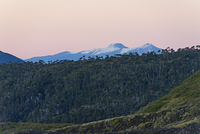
[0,122,72,134]
[138,69,200,114]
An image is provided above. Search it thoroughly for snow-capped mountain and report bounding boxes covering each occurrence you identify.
[25,43,161,63]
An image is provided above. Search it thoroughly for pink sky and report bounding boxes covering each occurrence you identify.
[0,0,200,59]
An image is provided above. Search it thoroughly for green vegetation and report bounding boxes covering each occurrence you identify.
[51,68,200,133]
[1,46,200,124]
[139,68,200,114]
[2,46,200,133]
[0,122,71,134]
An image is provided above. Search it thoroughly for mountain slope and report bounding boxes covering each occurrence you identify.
[0,46,200,125]
[2,46,200,133]
[51,67,200,134]
[138,65,200,114]
[0,51,24,63]
[25,43,161,62]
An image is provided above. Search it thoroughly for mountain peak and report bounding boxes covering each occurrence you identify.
[142,43,154,47]
[107,43,128,49]
[137,43,157,49]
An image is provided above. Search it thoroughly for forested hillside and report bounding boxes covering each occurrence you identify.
[51,65,200,134]
[1,46,200,124]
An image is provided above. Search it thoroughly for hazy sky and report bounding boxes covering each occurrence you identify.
[0,0,200,59]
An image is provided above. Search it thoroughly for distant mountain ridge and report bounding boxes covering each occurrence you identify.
[0,51,24,64]
[25,43,161,62]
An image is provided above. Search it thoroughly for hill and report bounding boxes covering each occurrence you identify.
[50,66,200,133]
[138,67,200,114]
[0,46,200,125]
[1,46,200,133]
[3,69,200,133]
[25,43,161,62]
[0,50,24,63]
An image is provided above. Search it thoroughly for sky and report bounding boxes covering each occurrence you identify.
[0,0,200,59]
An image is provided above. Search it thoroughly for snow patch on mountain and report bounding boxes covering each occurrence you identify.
[82,48,99,55]
[94,46,119,55]
[108,43,128,49]
[120,48,135,54]
[120,43,159,54]
[70,52,79,54]
[81,43,126,55]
